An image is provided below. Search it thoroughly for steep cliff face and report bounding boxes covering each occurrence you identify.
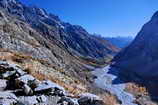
[113,11,158,81]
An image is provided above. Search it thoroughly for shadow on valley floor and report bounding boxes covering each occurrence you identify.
[107,66,130,84]
[107,66,158,102]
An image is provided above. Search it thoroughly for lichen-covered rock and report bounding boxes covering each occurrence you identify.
[16,68,27,77]
[45,96,61,105]
[18,95,58,105]
[0,99,17,105]
[0,61,26,79]
[18,96,39,105]
[36,95,47,103]
[58,96,79,105]
[15,75,36,88]
[78,93,103,105]
[0,91,17,105]
[79,93,102,101]
[0,79,7,91]
[0,91,17,99]
[35,80,65,96]
[1,70,16,79]
[22,84,33,96]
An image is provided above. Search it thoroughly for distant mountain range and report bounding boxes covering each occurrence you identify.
[105,36,134,48]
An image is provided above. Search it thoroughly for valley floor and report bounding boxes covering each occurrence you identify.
[91,65,137,105]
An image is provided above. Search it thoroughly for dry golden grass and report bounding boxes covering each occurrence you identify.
[0,48,55,68]
[101,94,120,105]
[0,48,119,105]
[20,60,87,95]
[88,85,120,105]
[0,49,86,95]
[0,48,33,61]
[29,70,87,95]
[125,83,148,97]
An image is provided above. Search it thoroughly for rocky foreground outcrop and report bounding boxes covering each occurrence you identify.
[0,60,103,105]
[113,11,158,81]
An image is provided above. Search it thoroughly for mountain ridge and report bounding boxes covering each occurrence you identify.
[0,0,119,59]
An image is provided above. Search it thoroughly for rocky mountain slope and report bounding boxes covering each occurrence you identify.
[113,11,158,82]
[0,0,119,59]
[105,36,133,48]
[111,11,158,104]
[0,0,121,105]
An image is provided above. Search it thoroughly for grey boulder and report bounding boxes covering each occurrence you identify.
[78,93,103,105]
[15,75,36,88]
[58,96,79,105]
[35,80,65,96]
[0,79,7,91]
[22,84,33,96]
[0,91,17,105]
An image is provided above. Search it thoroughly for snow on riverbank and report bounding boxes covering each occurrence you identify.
[91,65,137,105]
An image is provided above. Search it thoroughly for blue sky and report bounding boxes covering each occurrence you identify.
[20,0,158,37]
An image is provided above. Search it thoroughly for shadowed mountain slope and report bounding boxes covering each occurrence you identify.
[113,11,158,81]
